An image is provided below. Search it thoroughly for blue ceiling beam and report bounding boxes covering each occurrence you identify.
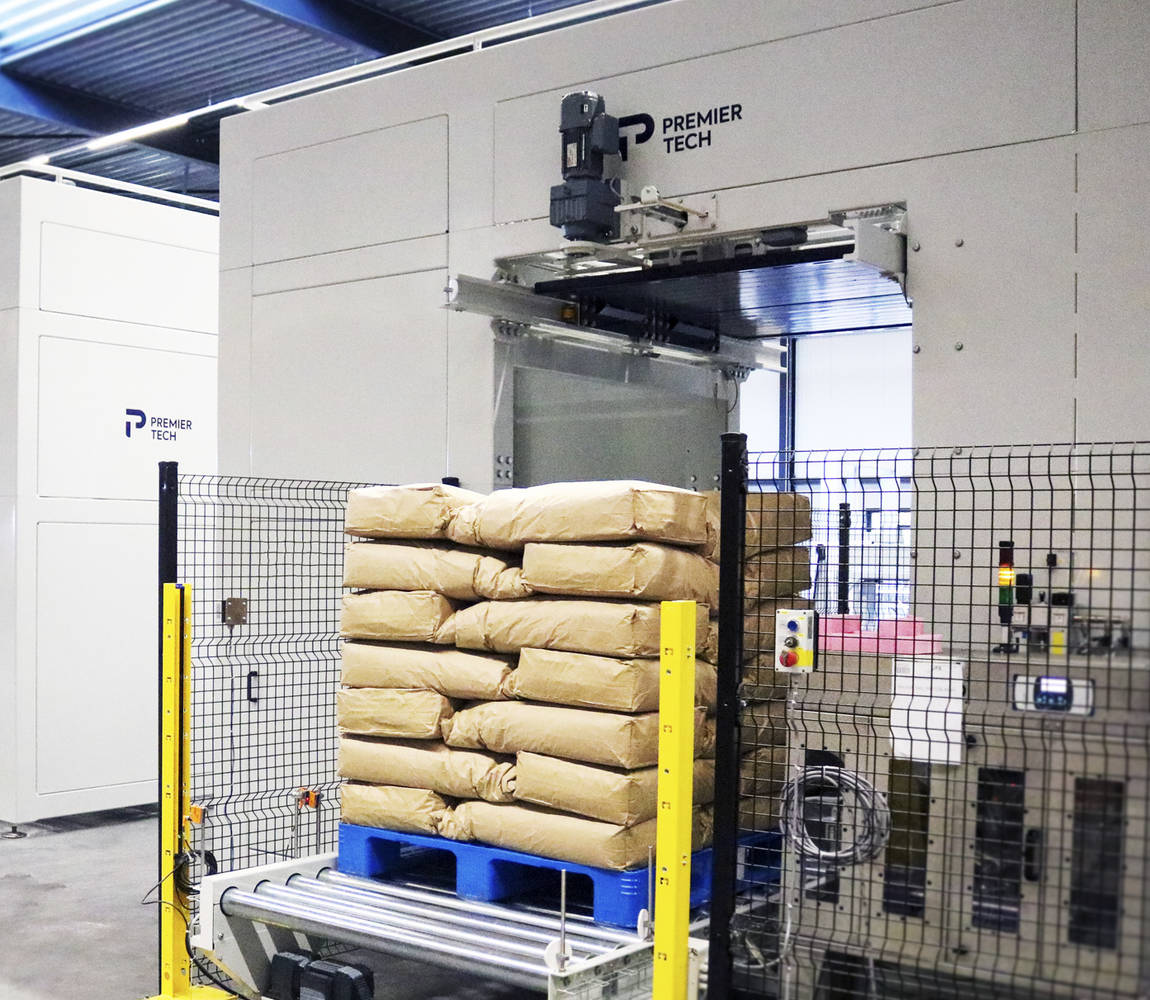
[0,69,139,136]
[236,0,442,55]
[0,70,222,166]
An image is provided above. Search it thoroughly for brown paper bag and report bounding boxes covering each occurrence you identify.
[341,782,450,835]
[341,591,458,644]
[745,493,813,553]
[342,642,512,701]
[454,597,709,658]
[743,546,812,601]
[522,541,718,606]
[443,700,705,769]
[444,800,713,870]
[507,647,716,713]
[448,480,708,550]
[339,736,515,803]
[739,743,788,830]
[343,540,530,601]
[697,490,720,560]
[337,688,454,739]
[742,700,788,748]
[346,483,485,539]
[742,659,788,701]
[514,752,715,826]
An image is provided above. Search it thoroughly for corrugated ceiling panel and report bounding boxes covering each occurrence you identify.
[0,107,85,163]
[6,0,376,114]
[356,0,602,38]
[55,143,219,194]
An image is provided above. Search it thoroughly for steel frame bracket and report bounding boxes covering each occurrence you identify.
[830,203,909,298]
[193,853,338,997]
[446,274,782,376]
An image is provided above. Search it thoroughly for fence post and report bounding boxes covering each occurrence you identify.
[707,432,748,997]
[157,462,178,996]
[837,502,851,613]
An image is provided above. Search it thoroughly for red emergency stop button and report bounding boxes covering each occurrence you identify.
[779,651,799,668]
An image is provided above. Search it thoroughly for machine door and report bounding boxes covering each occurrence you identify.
[1041,730,1148,996]
[945,727,1049,988]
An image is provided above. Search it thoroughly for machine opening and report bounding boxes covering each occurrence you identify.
[1070,777,1124,949]
[972,768,1026,934]
[884,760,931,917]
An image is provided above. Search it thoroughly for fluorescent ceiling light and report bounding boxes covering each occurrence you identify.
[85,112,190,151]
[0,0,142,47]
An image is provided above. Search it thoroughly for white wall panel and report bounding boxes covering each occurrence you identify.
[494,0,1074,222]
[740,369,782,454]
[249,270,448,482]
[39,223,217,333]
[0,182,20,312]
[1078,0,1150,131]
[37,336,217,500]
[797,330,913,451]
[251,115,448,264]
[0,309,16,498]
[35,521,155,795]
[1075,125,1150,441]
[218,267,252,475]
[907,139,1076,445]
[252,234,447,296]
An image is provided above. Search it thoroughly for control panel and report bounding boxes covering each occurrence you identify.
[1011,675,1095,716]
[774,609,818,673]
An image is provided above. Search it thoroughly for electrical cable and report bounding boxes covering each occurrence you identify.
[779,766,891,866]
[724,373,741,415]
[185,927,247,998]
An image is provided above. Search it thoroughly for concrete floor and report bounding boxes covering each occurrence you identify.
[0,807,520,1000]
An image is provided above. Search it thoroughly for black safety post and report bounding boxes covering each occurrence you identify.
[157,460,178,995]
[708,432,748,998]
[837,502,851,613]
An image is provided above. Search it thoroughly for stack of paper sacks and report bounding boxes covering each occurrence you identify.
[339,484,527,839]
[337,480,720,870]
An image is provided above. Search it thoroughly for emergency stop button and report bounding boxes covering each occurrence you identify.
[774,608,817,675]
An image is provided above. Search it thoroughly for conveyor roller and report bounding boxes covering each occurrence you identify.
[217,867,640,993]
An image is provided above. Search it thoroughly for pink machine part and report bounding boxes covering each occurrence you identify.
[818,615,942,655]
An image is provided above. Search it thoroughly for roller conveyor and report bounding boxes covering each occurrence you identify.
[195,854,661,997]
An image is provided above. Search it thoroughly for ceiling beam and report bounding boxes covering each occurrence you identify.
[0,70,221,165]
[235,0,442,54]
[0,70,138,136]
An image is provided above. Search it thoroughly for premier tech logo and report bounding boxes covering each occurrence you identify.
[619,101,744,158]
[125,408,194,441]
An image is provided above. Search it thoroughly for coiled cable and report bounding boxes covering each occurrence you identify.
[780,766,891,866]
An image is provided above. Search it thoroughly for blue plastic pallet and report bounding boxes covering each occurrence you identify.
[338,822,780,928]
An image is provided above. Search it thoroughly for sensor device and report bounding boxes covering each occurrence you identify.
[774,609,818,673]
[1011,674,1094,715]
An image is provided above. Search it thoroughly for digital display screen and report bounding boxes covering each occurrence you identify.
[1034,676,1073,710]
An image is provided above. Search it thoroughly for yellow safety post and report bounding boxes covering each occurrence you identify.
[147,583,228,1000]
[653,600,696,1000]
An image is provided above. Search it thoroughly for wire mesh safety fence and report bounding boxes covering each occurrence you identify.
[709,438,1150,1000]
[171,472,375,914]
